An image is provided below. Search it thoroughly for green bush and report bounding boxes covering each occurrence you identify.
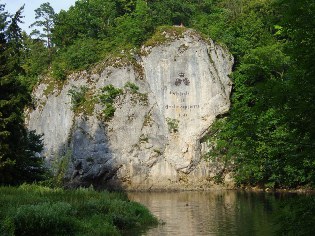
[50,39,104,80]
[0,184,158,235]
[51,60,68,81]
[166,118,179,133]
[22,37,51,77]
[13,202,76,236]
[63,38,103,70]
[51,150,72,187]
[102,104,116,121]
[1,217,15,236]
[124,81,139,93]
[68,86,89,112]
[99,85,123,121]
[80,215,119,236]
[99,85,123,104]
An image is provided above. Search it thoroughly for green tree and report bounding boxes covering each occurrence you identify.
[21,34,50,77]
[0,3,11,170]
[53,0,118,47]
[204,0,315,188]
[6,4,25,75]
[277,0,315,184]
[117,0,137,14]
[18,33,51,92]
[113,0,153,46]
[0,4,46,184]
[30,2,56,48]
[148,0,196,26]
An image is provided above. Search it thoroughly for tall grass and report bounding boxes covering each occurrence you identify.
[0,184,157,235]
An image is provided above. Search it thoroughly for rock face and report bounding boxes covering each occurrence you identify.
[26,29,234,190]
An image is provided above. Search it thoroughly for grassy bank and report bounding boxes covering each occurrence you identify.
[0,184,158,235]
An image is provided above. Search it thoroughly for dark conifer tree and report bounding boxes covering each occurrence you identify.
[0,4,46,184]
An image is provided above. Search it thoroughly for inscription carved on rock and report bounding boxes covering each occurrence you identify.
[174,73,190,86]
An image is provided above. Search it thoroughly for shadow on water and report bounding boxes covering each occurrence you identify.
[128,191,315,236]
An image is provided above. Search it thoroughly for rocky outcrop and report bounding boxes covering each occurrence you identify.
[26,28,234,190]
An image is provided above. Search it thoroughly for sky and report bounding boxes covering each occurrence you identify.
[1,0,76,34]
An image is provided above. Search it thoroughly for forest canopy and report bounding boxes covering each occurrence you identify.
[0,0,314,188]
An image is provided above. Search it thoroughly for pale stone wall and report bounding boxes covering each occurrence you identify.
[26,29,234,190]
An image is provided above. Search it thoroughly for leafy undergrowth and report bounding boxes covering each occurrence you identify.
[0,184,158,236]
[143,25,187,48]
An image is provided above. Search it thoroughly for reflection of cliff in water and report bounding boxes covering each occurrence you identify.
[128,191,279,236]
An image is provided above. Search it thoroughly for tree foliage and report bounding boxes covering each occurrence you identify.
[30,2,56,48]
[0,4,46,185]
[203,0,315,188]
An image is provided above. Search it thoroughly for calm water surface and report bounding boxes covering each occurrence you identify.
[128,191,314,236]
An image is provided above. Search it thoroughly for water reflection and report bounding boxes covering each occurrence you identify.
[128,191,314,236]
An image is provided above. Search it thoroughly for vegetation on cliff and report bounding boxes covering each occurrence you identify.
[0,0,314,189]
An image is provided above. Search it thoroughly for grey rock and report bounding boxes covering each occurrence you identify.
[26,29,234,190]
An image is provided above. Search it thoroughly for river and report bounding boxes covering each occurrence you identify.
[128,190,315,236]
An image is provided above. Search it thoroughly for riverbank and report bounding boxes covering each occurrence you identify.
[0,184,158,235]
[238,185,315,194]
[124,183,314,194]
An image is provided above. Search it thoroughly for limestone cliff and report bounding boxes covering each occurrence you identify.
[26,28,234,190]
